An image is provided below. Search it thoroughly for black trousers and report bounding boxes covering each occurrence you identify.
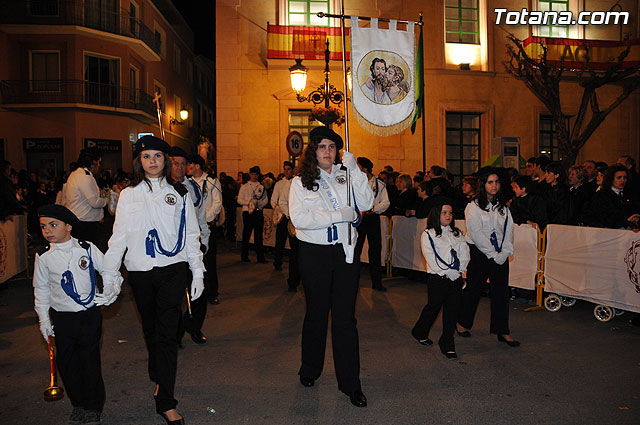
[241,210,264,260]
[129,262,187,414]
[298,241,361,393]
[205,223,219,300]
[274,217,300,289]
[354,213,383,287]
[177,267,208,338]
[72,220,100,245]
[458,245,511,335]
[51,306,105,412]
[411,275,463,352]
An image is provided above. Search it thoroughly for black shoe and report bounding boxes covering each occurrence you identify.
[343,390,367,407]
[372,285,387,292]
[68,407,85,425]
[257,258,268,264]
[177,340,184,349]
[417,338,433,346]
[444,351,458,359]
[299,376,315,387]
[241,257,250,262]
[83,410,101,425]
[208,297,219,305]
[274,263,283,271]
[188,330,207,345]
[456,329,471,338]
[159,411,184,425]
[497,334,520,347]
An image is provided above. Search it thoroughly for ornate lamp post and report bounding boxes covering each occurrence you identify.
[289,39,345,113]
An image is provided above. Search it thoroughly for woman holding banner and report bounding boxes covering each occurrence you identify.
[456,168,520,347]
[289,126,374,407]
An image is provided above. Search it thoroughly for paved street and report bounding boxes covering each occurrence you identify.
[1,240,639,425]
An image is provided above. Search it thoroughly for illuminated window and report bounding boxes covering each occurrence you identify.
[445,0,480,44]
[539,115,569,161]
[288,0,330,26]
[538,0,569,38]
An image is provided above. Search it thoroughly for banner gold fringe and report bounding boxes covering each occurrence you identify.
[351,106,414,137]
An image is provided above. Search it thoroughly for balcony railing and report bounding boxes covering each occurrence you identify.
[0,80,156,116]
[1,1,160,56]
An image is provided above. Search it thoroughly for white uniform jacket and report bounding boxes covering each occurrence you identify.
[369,176,390,214]
[191,173,222,223]
[289,164,374,263]
[238,181,268,212]
[182,177,210,249]
[271,178,293,218]
[64,167,107,222]
[103,177,205,280]
[33,238,119,321]
[464,200,514,265]
[421,227,470,281]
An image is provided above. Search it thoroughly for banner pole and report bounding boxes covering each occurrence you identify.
[339,0,350,152]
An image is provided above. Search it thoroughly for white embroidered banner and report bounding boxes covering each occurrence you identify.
[544,225,640,313]
[350,17,415,136]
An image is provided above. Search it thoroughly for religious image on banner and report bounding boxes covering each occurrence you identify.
[350,17,415,136]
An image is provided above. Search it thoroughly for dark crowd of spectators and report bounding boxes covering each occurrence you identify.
[374,155,639,232]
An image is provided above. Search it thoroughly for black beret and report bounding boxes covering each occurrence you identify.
[357,157,373,171]
[309,126,343,150]
[283,161,294,169]
[249,166,261,174]
[169,146,189,159]
[188,154,205,167]
[38,204,79,227]
[133,135,170,156]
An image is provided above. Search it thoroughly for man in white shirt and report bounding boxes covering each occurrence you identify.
[188,155,223,304]
[271,161,300,292]
[64,148,107,245]
[237,166,268,263]
[171,147,210,345]
[354,157,390,291]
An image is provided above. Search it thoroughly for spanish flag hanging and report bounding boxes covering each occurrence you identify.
[267,24,350,60]
[523,36,640,70]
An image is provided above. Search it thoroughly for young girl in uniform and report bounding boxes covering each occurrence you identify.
[99,135,205,425]
[456,168,520,347]
[289,126,373,407]
[411,202,469,359]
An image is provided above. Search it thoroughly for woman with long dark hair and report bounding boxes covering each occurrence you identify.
[289,126,373,407]
[456,168,519,347]
[411,202,469,359]
[98,136,205,424]
[584,164,640,229]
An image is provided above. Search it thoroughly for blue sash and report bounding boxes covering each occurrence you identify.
[188,179,202,207]
[489,213,509,253]
[426,231,460,271]
[145,194,187,258]
[60,245,97,306]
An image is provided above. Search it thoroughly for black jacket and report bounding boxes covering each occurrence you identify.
[583,188,639,229]
[510,194,548,230]
[544,184,572,225]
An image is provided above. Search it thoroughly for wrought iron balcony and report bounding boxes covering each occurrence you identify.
[1,1,161,56]
[0,80,156,116]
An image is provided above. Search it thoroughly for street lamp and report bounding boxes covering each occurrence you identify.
[170,107,189,126]
[289,38,344,108]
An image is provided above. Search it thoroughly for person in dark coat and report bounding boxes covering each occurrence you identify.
[543,162,572,225]
[567,165,590,225]
[584,164,640,229]
[389,174,417,216]
[510,175,548,230]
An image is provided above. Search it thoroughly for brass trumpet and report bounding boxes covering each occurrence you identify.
[44,336,64,402]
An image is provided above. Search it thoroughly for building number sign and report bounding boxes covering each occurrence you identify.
[286,131,304,157]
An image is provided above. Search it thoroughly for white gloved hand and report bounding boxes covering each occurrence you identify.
[190,276,204,301]
[342,151,358,172]
[95,278,122,306]
[39,320,54,341]
[494,252,509,265]
[336,206,356,223]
